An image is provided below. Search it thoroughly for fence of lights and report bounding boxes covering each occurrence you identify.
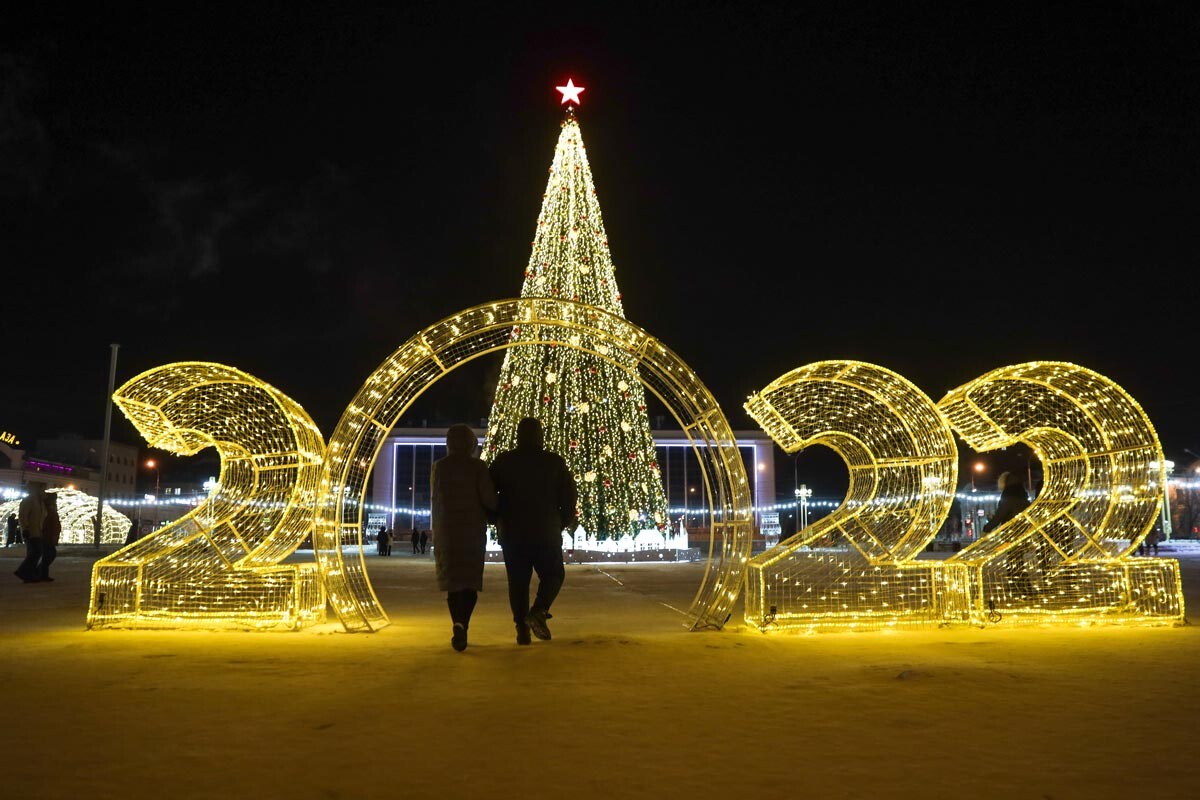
[744,360,1184,632]
[84,306,1183,635]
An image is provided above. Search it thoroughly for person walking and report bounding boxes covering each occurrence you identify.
[489,417,578,644]
[431,423,497,652]
[13,481,47,583]
[984,471,1033,592]
[376,525,390,556]
[5,513,18,547]
[419,528,429,554]
[38,492,61,582]
[411,524,420,555]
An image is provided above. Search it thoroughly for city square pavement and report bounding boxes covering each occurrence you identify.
[2,544,1198,800]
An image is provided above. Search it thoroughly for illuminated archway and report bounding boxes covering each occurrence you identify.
[315,298,753,632]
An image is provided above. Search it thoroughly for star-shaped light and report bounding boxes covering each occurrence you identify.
[556,79,585,105]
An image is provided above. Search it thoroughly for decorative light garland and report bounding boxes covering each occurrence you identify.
[483,109,669,538]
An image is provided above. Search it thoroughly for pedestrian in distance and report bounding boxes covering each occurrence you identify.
[984,471,1033,593]
[5,512,18,547]
[1141,526,1162,557]
[419,528,429,554]
[39,492,61,582]
[489,417,578,645]
[125,518,141,546]
[377,525,391,556]
[13,481,47,583]
[431,423,497,652]
[411,524,420,555]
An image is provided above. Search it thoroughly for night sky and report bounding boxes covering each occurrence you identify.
[2,3,1197,493]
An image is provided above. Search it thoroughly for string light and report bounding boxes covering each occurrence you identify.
[940,361,1184,626]
[0,488,130,544]
[316,297,753,632]
[744,361,963,632]
[87,363,327,631]
[483,107,668,538]
[743,360,1184,632]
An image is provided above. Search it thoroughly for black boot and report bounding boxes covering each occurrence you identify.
[515,623,532,645]
[451,623,468,652]
[525,608,552,641]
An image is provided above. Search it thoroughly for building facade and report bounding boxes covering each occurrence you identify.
[370,427,776,538]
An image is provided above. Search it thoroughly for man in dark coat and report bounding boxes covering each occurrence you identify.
[14,481,47,583]
[489,417,578,644]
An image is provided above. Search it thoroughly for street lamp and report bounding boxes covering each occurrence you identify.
[1151,459,1175,542]
[971,461,986,492]
[795,484,813,531]
[145,458,161,529]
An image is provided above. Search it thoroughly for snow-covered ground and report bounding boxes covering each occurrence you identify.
[2,545,1199,799]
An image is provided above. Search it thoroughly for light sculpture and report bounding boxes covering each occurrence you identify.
[315,297,753,632]
[0,489,131,545]
[87,363,327,630]
[744,361,966,632]
[744,360,1184,632]
[940,362,1184,624]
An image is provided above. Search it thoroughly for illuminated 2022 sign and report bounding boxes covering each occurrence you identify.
[87,298,1185,633]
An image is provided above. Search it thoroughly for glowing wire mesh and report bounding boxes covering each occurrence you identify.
[744,361,963,631]
[941,362,1184,625]
[0,489,132,545]
[317,298,753,632]
[87,363,327,631]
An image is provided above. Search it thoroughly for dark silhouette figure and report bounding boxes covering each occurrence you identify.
[411,524,420,554]
[13,482,47,583]
[39,492,61,582]
[125,518,142,546]
[984,472,1033,592]
[489,417,579,644]
[5,513,18,547]
[377,526,391,556]
[431,423,498,651]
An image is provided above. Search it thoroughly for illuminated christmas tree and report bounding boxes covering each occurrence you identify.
[484,81,668,538]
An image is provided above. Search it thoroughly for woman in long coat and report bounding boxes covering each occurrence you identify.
[431,423,497,651]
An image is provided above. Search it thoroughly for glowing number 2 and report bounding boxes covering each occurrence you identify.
[940,362,1185,623]
[743,361,965,631]
[87,363,327,630]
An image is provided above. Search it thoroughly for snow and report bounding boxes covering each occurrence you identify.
[2,545,1199,799]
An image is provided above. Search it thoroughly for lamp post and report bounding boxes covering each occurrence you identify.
[796,484,813,531]
[1159,459,1175,542]
[971,460,986,492]
[145,458,161,530]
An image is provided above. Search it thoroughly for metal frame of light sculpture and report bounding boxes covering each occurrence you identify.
[316,297,753,632]
[744,361,965,632]
[87,363,327,631]
[940,362,1185,625]
[0,489,131,545]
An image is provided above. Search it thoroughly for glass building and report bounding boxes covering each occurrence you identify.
[370,427,775,537]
